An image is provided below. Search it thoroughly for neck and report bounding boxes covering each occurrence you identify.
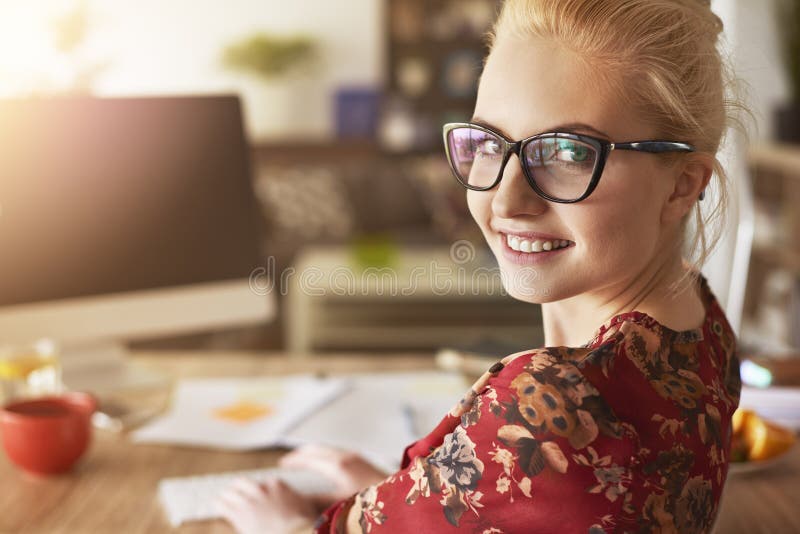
[541,248,694,347]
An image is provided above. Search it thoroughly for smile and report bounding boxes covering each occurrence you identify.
[504,234,574,254]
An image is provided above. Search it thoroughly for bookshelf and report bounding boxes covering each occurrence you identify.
[381,0,502,153]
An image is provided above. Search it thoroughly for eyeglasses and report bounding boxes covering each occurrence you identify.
[443,122,696,203]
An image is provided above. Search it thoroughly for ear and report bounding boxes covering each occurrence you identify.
[661,153,714,224]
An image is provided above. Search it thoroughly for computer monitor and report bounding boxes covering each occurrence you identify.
[0,95,273,349]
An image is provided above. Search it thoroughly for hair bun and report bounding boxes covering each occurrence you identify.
[687,0,724,35]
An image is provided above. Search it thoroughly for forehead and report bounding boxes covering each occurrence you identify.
[475,36,648,140]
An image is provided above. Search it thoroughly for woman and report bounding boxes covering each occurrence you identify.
[218,0,743,532]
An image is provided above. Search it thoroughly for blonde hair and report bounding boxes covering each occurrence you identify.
[487,0,749,291]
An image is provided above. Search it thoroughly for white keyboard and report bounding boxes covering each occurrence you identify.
[158,467,338,527]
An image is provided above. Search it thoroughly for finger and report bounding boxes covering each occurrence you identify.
[281,444,343,464]
[217,482,253,507]
[265,476,311,503]
[278,455,348,488]
[278,450,327,469]
[221,478,266,504]
[244,479,269,501]
[264,477,295,493]
[278,452,319,469]
[278,451,327,471]
[294,443,342,455]
[216,488,250,511]
[280,447,355,471]
[215,493,240,518]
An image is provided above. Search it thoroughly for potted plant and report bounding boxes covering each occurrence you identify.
[222,34,316,79]
[775,0,800,143]
[221,33,317,141]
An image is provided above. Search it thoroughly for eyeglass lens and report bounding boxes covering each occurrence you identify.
[446,126,599,201]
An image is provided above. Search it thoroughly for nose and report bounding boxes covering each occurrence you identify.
[491,153,548,218]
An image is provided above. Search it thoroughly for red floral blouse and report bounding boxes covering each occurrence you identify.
[314,273,742,533]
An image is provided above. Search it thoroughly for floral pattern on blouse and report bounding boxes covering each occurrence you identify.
[315,274,741,533]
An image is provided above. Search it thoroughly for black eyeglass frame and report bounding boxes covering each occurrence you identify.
[443,122,697,203]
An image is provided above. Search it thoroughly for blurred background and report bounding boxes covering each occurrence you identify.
[0,0,798,359]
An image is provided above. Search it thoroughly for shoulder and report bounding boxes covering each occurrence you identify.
[495,313,664,385]
[484,309,727,435]
[498,304,721,381]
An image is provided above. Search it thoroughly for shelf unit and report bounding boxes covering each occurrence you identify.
[285,245,543,354]
[744,143,800,349]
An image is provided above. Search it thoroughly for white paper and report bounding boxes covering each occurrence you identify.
[132,375,349,449]
[280,371,469,472]
[133,371,470,472]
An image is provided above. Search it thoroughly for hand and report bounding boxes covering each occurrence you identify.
[216,477,317,534]
[278,444,390,510]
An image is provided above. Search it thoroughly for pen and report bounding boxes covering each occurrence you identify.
[402,403,417,440]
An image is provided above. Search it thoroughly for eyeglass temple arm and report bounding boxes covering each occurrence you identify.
[611,141,696,153]
[612,140,705,201]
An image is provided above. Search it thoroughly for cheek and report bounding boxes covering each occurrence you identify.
[576,167,663,262]
[466,190,490,231]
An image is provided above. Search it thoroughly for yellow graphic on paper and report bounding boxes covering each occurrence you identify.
[213,401,273,423]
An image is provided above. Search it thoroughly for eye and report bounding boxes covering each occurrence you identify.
[477,138,502,156]
[555,140,592,163]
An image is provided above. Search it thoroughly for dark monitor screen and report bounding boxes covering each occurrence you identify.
[0,95,263,307]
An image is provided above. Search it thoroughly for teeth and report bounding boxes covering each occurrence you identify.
[506,234,572,253]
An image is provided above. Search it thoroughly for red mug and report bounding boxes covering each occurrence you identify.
[0,392,97,475]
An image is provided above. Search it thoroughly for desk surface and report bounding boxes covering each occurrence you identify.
[1,351,798,534]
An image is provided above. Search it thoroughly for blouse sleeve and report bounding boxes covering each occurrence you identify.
[314,319,739,533]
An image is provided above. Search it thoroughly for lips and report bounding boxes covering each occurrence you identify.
[495,228,570,242]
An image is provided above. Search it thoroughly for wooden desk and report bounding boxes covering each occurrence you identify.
[0,352,434,534]
[0,352,798,534]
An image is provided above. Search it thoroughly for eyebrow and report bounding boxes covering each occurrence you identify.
[470,116,612,140]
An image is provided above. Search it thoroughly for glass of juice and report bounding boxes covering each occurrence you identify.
[0,340,62,403]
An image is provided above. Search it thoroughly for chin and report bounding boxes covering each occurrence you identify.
[499,273,553,304]
[496,259,586,304]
